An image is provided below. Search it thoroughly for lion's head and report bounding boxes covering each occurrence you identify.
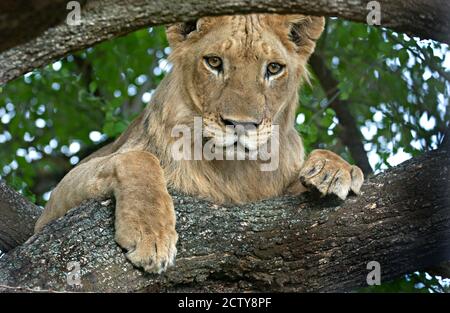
[166,14,324,154]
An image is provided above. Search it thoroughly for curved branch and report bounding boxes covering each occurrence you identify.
[0,148,449,292]
[1,0,449,84]
[0,0,87,52]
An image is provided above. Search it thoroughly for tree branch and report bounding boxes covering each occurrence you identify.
[0,0,87,52]
[309,53,373,175]
[1,0,449,84]
[0,148,448,292]
[0,181,41,253]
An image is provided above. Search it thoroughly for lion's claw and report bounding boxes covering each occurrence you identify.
[300,149,364,200]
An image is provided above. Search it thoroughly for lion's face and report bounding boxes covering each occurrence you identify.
[167,15,324,153]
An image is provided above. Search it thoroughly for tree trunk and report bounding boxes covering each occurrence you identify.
[1,0,449,84]
[0,148,448,293]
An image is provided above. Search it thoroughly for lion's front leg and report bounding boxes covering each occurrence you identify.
[35,150,177,274]
[112,151,177,273]
[298,149,364,200]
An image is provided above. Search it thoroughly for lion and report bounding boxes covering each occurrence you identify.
[34,14,364,274]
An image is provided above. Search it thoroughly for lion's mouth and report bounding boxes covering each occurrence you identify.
[202,118,274,154]
[202,137,252,152]
[232,141,251,153]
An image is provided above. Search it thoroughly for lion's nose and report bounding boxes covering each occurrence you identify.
[221,116,262,130]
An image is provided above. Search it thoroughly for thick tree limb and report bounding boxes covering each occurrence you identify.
[1,0,449,84]
[0,148,448,292]
[0,181,41,253]
[0,1,87,53]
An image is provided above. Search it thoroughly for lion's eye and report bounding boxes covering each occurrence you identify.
[204,56,223,71]
[267,62,284,76]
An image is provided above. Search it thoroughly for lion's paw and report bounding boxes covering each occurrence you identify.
[299,149,364,200]
[115,214,178,274]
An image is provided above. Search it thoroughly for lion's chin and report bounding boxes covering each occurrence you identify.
[219,143,258,160]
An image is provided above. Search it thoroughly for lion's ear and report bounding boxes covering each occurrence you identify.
[166,18,217,48]
[287,16,325,56]
[166,20,199,48]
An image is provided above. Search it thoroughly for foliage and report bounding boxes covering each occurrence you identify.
[361,272,450,293]
[299,19,449,170]
[0,27,169,202]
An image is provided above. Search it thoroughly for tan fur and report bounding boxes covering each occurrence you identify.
[35,14,363,273]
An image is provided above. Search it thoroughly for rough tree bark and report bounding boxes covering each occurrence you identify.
[0,1,87,52]
[1,0,449,84]
[0,147,448,292]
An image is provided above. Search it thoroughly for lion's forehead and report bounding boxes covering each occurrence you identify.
[211,39,278,61]
[228,15,265,41]
[204,15,287,58]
